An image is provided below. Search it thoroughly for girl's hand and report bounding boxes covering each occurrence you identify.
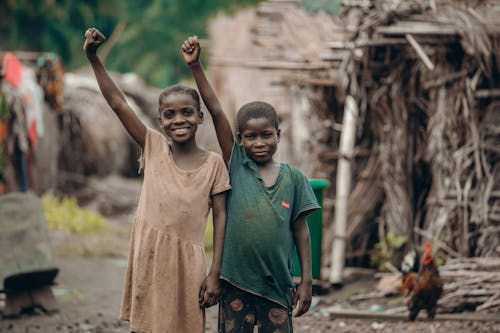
[198,273,221,308]
[83,28,106,54]
[292,280,312,317]
[181,36,201,66]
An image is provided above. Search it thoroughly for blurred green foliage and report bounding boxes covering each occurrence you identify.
[43,193,108,234]
[0,0,265,87]
[205,215,214,253]
[370,232,407,271]
[1,1,341,87]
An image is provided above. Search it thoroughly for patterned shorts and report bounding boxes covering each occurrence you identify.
[218,280,293,333]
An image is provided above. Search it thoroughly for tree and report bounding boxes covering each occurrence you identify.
[1,0,264,87]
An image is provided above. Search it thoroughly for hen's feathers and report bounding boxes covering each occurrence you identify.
[404,243,443,321]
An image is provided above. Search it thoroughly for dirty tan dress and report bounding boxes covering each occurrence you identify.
[120,128,230,333]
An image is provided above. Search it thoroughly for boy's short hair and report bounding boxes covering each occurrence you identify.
[158,85,200,112]
[237,101,279,132]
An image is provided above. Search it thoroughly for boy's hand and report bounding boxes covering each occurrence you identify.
[292,280,312,317]
[181,36,201,66]
[83,28,106,54]
[198,273,221,308]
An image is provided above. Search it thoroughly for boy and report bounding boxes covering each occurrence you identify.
[182,36,320,332]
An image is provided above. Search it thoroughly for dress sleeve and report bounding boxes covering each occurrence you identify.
[211,154,231,196]
[138,128,164,174]
[291,169,321,222]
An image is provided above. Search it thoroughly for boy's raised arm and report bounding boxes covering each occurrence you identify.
[84,28,146,148]
[182,36,234,166]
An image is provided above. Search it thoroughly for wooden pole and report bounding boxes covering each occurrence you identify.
[329,95,358,285]
[328,309,500,322]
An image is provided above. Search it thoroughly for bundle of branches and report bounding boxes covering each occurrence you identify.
[439,257,500,313]
[334,0,500,260]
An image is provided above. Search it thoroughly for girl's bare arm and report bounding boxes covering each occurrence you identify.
[209,191,227,278]
[199,191,227,308]
[182,36,234,166]
[84,28,146,148]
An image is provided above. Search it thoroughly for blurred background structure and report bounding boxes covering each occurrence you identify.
[1,0,499,328]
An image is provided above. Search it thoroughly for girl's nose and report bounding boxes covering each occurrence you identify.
[173,114,186,124]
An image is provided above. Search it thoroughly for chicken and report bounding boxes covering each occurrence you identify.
[404,242,443,321]
[401,249,418,297]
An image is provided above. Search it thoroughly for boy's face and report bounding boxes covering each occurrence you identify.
[239,117,280,165]
[159,93,203,143]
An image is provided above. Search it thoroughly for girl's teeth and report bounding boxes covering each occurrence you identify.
[174,128,189,134]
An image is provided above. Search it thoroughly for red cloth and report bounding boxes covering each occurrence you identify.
[2,52,23,88]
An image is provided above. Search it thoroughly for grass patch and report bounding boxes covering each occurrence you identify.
[43,193,108,234]
[205,215,214,254]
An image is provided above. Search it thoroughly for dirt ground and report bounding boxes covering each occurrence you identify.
[1,252,498,333]
[1,182,499,333]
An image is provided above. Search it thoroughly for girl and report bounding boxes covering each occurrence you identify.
[83,28,230,333]
[182,36,320,333]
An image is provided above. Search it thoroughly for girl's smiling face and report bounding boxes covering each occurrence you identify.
[238,117,280,165]
[159,93,203,143]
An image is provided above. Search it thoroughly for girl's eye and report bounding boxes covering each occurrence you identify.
[163,111,174,119]
[183,109,194,116]
[262,133,273,138]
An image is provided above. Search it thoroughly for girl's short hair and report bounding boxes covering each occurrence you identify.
[158,85,200,112]
[237,101,279,132]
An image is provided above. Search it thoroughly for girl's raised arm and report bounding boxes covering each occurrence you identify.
[84,28,146,148]
[182,36,234,167]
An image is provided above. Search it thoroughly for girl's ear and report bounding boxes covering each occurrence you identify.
[277,129,281,142]
[198,110,204,124]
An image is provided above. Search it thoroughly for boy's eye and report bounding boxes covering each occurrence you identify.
[244,134,255,139]
[182,108,194,116]
[262,132,273,138]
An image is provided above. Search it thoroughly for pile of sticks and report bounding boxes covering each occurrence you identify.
[439,257,500,313]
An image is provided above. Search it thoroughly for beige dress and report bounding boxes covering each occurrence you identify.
[120,128,230,333]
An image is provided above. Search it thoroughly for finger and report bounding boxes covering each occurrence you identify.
[85,29,91,39]
[95,31,104,41]
[294,301,305,317]
[202,290,211,307]
[193,36,200,47]
[199,285,205,301]
[292,293,299,308]
[295,299,310,317]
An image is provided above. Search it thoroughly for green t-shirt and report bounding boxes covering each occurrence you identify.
[220,144,320,309]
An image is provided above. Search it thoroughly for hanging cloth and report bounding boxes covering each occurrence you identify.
[1,53,23,88]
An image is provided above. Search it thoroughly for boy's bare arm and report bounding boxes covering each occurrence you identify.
[181,36,234,166]
[84,28,146,148]
[293,214,313,317]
